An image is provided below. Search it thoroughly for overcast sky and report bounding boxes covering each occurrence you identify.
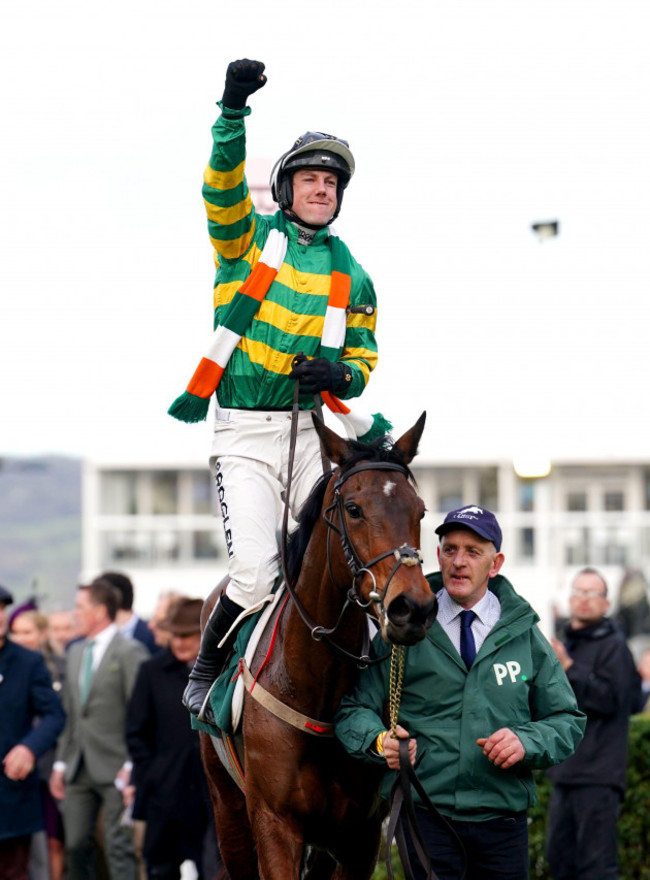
[2,0,649,465]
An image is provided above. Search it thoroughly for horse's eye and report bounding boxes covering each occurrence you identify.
[344,502,362,519]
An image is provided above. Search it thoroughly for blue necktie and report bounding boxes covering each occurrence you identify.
[459,610,476,669]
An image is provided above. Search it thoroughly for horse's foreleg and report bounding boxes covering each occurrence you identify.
[199,732,259,880]
[249,808,304,880]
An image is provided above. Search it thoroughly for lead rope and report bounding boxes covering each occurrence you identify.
[384,645,467,880]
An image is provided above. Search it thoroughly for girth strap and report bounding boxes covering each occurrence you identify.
[239,659,335,737]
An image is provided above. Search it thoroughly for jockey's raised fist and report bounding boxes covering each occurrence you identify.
[222,59,267,110]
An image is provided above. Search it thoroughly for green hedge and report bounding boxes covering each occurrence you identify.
[374,716,650,880]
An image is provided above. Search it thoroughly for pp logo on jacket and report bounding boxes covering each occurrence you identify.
[493,661,522,685]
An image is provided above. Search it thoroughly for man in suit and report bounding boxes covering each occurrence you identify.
[1,584,66,880]
[96,572,158,655]
[50,579,148,880]
[126,598,221,880]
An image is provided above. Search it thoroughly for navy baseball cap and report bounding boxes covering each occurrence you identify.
[0,585,14,607]
[435,506,502,552]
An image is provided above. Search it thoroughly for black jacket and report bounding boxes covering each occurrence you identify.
[0,640,66,840]
[126,648,211,861]
[548,618,641,792]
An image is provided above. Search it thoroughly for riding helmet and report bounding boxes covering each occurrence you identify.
[269,132,355,222]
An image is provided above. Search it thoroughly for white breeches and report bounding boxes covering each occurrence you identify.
[209,407,327,609]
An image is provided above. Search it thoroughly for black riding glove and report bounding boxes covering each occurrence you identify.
[221,59,267,110]
[289,357,352,395]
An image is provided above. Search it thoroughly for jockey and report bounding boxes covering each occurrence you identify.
[169,59,385,723]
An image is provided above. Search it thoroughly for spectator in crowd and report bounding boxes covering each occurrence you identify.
[47,609,77,654]
[547,567,642,880]
[94,572,158,655]
[614,567,650,639]
[1,584,66,880]
[335,506,585,880]
[147,592,185,650]
[126,598,221,880]
[50,579,148,880]
[11,605,66,692]
[128,591,184,880]
[10,605,66,880]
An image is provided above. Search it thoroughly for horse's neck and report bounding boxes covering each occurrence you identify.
[279,543,365,717]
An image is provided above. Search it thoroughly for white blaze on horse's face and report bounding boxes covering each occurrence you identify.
[383,480,396,497]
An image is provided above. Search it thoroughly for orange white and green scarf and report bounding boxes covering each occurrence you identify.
[168,214,391,443]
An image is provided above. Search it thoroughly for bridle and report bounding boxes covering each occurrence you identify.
[324,461,424,614]
[279,391,424,667]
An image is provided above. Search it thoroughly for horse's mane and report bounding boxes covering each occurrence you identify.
[284,435,415,585]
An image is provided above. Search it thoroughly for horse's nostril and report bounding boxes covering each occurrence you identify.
[387,593,438,629]
[386,594,411,627]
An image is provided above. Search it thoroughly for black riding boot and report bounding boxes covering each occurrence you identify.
[183,595,243,724]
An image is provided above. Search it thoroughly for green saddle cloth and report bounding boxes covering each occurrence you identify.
[190,608,263,736]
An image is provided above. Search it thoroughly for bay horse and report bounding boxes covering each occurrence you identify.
[199,412,437,880]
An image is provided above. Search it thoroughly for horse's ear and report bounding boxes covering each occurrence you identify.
[311,413,352,465]
[392,412,426,465]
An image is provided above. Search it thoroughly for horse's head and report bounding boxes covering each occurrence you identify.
[313,412,437,646]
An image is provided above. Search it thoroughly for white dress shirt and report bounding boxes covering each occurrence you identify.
[435,587,501,659]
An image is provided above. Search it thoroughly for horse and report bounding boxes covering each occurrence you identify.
[199,412,438,880]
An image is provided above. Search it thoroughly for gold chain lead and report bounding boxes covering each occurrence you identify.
[388,644,405,735]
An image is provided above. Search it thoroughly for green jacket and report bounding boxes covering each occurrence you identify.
[335,574,586,820]
[201,106,378,409]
